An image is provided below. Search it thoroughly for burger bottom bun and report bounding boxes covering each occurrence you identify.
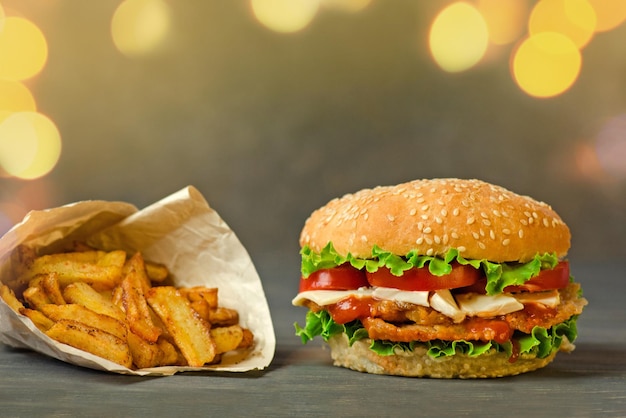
[327,334,560,379]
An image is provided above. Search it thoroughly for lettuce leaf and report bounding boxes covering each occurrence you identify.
[300,243,560,295]
[294,310,579,360]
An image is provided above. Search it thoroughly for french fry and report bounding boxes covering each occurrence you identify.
[145,262,169,283]
[22,285,51,310]
[239,328,254,349]
[208,307,239,327]
[0,284,25,312]
[39,272,65,305]
[19,308,55,332]
[20,250,126,291]
[120,255,161,343]
[127,331,162,369]
[146,286,216,367]
[45,319,133,368]
[63,282,126,322]
[180,286,218,309]
[10,245,36,281]
[40,304,127,341]
[157,337,182,366]
[210,325,244,354]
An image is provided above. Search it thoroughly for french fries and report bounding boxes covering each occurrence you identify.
[1,244,254,370]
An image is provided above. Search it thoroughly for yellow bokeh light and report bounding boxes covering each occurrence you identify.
[477,0,529,45]
[429,2,489,73]
[111,0,171,57]
[529,0,596,49]
[512,32,581,98]
[0,17,48,81]
[251,0,320,33]
[0,112,61,179]
[0,80,37,122]
[587,0,626,32]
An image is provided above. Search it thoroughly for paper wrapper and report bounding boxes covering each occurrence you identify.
[0,186,275,376]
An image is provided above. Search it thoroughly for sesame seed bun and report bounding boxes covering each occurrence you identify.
[327,334,563,379]
[300,178,570,263]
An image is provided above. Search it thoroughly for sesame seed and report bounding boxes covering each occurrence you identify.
[479,229,485,237]
[543,218,549,227]
[518,230,524,238]
[480,212,489,219]
[387,214,395,222]
[467,217,475,225]
[458,246,467,252]
[492,210,501,217]
[441,209,448,217]
[434,235,441,244]
[528,217,534,224]
[410,208,417,216]
[451,232,459,239]
[425,237,433,245]
[435,217,443,224]
[361,235,368,242]
[502,228,511,235]
[426,248,434,256]
[418,222,424,231]
[520,219,528,226]
[490,230,495,240]
[482,219,491,226]
[364,213,369,220]
[416,197,425,204]
[416,237,424,245]
[421,215,429,220]
[423,227,432,234]
[443,234,449,245]
[502,239,511,246]
[472,232,480,239]
[478,242,486,249]
[421,204,430,211]
[452,208,460,216]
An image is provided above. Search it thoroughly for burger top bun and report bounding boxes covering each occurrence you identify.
[300,178,570,263]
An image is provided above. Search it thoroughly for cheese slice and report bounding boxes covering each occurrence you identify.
[430,290,465,323]
[293,287,558,321]
[455,293,524,318]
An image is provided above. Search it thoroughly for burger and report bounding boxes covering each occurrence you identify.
[292,178,587,378]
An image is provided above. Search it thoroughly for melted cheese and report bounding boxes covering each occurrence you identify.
[293,288,561,321]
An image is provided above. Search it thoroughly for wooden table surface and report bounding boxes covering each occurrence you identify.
[1,261,624,417]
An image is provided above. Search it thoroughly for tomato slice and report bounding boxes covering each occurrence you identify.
[299,265,369,292]
[505,261,570,292]
[365,263,481,292]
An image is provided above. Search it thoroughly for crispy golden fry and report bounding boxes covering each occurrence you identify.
[40,304,127,341]
[120,256,161,343]
[22,286,51,310]
[145,262,169,283]
[127,331,162,369]
[18,250,127,291]
[208,307,239,326]
[63,282,126,322]
[189,300,212,323]
[0,284,25,313]
[210,325,244,354]
[19,308,55,331]
[180,286,218,309]
[146,286,216,367]
[157,337,182,366]
[39,272,65,305]
[45,319,133,368]
[239,328,254,349]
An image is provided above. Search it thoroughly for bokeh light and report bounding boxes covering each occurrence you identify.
[587,0,626,32]
[511,32,581,98]
[250,0,320,33]
[477,0,529,46]
[111,0,171,57]
[0,79,37,122]
[0,16,48,81]
[528,0,597,49]
[429,2,489,73]
[594,114,626,180]
[0,111,61,179]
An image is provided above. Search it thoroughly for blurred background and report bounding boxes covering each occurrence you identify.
[1,0,625,292]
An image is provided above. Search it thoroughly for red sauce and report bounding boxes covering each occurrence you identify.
[327,296,374,324]
[523,303,557,323]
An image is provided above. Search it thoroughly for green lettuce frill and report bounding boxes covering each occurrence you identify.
[294,310,579,360]
[300,243,561,295]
